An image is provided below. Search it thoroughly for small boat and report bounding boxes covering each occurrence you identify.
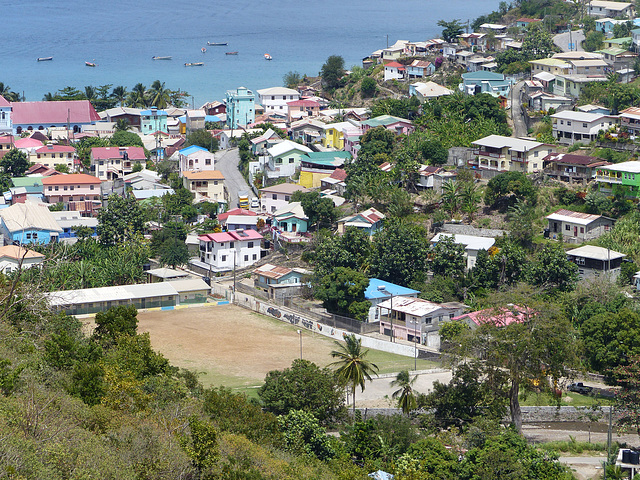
[201,47,207,53]
[264,53,272,60]
[185,62,204,67]
[207,42,228,46]
[226,51,238,55]
[85,61,97,67]
[152,56,172,60]
[37,57,53,62]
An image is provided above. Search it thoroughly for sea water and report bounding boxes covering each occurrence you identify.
[0,0,499,106]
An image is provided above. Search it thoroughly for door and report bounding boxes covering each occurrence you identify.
[292,223,297,232]
[574,226,578,237]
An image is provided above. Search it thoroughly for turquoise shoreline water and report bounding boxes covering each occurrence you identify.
[1,0,499,105]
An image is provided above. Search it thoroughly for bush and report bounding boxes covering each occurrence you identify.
[361,77,377,97]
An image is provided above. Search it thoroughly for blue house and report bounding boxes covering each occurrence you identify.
[140,107,168,135]
[253,263,310,300]
[337,208,385,237]
[0,202,63,244]
[51,211,98,240]
[460,71,511,97]
[226,86,255,129]
[364,278,420,323]
[273,202,308,233]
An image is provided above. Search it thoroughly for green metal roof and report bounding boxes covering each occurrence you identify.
[361,115,411,127]
[11,177,43,188]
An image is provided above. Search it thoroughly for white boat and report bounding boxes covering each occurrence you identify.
[37,56,53,62]
[85,61,97,67]
[152,56,172,60]
[207,42,228,46]
[185,62,204,67]
[264,53,272,60]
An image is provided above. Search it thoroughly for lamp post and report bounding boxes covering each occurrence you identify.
[297,329,302,360]
[378,286,394,342]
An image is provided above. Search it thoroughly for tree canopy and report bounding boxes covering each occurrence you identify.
[320,55,345,90]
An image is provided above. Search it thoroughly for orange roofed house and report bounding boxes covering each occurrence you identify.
[42,174,102,216]
[182,170,226,203]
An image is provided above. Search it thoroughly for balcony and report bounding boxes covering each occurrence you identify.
[596,175,622,184]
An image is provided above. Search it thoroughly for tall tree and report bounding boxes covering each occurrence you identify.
[437,19,464,43]
[127,83,148,108]
[329,334,379,414]
[0,83,20,102]
[320,55,345,90]
[314,267,371,321]
[149,80,171,109]
[111,85,127,106]
[391,370,418,415]
[1,149,29,177]
[291,190,336,230]
[97,195,145,246]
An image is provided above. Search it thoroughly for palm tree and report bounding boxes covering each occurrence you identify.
[441,180,460,216]
[329,334,379,414]
[127,83,148,108]
[0,82,20,102]
[460,182,482,224]
[84,86,96,107]
[149,80,170,109]
[115,118,130,132]
[391,370,418,415]
[111,86,127,107]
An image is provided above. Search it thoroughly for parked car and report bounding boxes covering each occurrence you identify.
[250,197,260,209]
[568,382,593,395]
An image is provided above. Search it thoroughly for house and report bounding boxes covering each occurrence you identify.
[0,245,44,273]
[546,209,614,243]
[569,59,608,75]
[550,111,617,145]
[0,96,11,134]
[361,115,414,136]
[221,215,260,232]
[553,74,608,98]
[145,267,191,283]
[42,174,102,216]
[259,183,308,213]
[320,168,347,196]
[0,134,13,158]
[364,278,419,323]
[460,71,511,97]
[140,107,168,135]
[596,161,640,197]
[409,82,453,102]
[458,33,487,50]
[170,278,212,304]
[256,87,300,117]
[99,106,143,130]
[542,152,610,184]
[452,307,528,330]
[51,210,98,240]
[516,17,541,28]
[298,151,351,189]
[287,99,320,122]
[265,140,312,179]
[529,58,572,76]
[416,166,457,192]
[253,263,309,300]
[250,128,282,155]
[470,135,553,173]
[384,61,406,81]
[290,118,326,145]
[455,50,476,67]
[198,229,263,272]
[123,169,169,192]
[632,28,640,53]
[566,245,625,281]
[479,23,507,33]
[185,109,206,133]
[225,87,256,128]
[202,101,226,116]
[588,0,634,18]
[272,202,308,234]
[337,208,384,237]
[618,107,640,136]
[181,170,226,203]
[33,144,76,171]
[217,207,257,223]
[7,98,100,135]
[595,18,628,35]
[321,121,363,150]
[178,145,216,172]
[527,91,573,111]
[430,233,495,270]
[406,60,435,78]
[91,146,146,181]
[378,296,466,348]
[578,104,612,115]
[10,177,44,203]
[0,201,63,244]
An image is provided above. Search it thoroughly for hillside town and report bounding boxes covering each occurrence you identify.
[6,0,640,478]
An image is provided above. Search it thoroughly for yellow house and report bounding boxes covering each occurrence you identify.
[182,170,226,203]
[34,144,76,170]
[529,58,571,76]
[297,152,351,189]
[321,122,361,150]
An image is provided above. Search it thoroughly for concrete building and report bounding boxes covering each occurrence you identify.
[198,229,263,272]
[42,174,102,216]
[259,183,308,213]
[91,146,146,181]
[0,245,44,273]
[588,0,634,18]
[225,87,256,128]
[551,111,617,145]
[430,233,496,270]
[470,135,553,173]
[596,161,640,198]
[34,144,76,171]
[256,87,300,117]
[566,245,625,281]
[140,107,168,135]
[542,153,610,184]
[546,209,614,243]
[253,263,309,300]
[365,278,419,323]
[181,170,226,203]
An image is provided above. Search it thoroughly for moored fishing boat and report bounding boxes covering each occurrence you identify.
[152,56,172,60]
[85,61,97,67]
[37,56,53,62]
[207,42,228,46]
[185,62,204,67]
[264,53,272,60]
[225,51,238,55]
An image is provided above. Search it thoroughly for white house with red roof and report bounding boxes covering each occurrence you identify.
[34,144,76,171]
[7,99,100,135]
[384,61,406,81]
[42,174,102,216]
[14,137,44,160]
[287,99,321,122]
[90,146,146,181]
[0,95,11,134]
[198,229,263,271]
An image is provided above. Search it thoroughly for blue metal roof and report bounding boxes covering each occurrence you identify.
[205,115,222,122]
[141,108,168,116]
[178,145,208,156]
[365,278,420,300]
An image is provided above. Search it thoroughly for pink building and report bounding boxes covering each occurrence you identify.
[91,146,146,181]
[42,174,102,216]
[287,99,321,122]
[198,229,263,271]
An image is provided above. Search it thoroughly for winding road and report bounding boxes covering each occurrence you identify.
[215,147,252,208]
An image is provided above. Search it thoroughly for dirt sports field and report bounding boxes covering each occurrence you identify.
[135,304,436,392]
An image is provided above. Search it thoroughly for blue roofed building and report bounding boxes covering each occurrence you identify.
[140,107,168,135]
[460,71,511,97]
[226,86,255,129]
[364,278,420,323]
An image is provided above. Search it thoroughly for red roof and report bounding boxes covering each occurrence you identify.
[385,61,405,70]
[217,208,258,222]
[35,145,76,154]
[287,99,320,107]
[91,146,146,161]
[41,173,101,185]
[198,229,263,243]
[517,17,541,23]
[452,306,529,327]
[11,100,100,125]
[0,96,10,108]
[329,168,347,181]
[542,152,609,167]
[14,137,44,149]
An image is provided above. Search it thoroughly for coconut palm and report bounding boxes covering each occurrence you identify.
[329,334,379,414]
[111,85,127,106]
[391,370,418,415]
[84,86,96,106]
[127,83,148,108]
[441,180,460,216]
[0,82,20,102]
[149,80,170,109]
[460,182,482,224]
[115,118,130,132]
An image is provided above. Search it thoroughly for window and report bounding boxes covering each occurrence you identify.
[70,186,74,191]
[583,123,587,128]
[565,224,570,231]
[229,242,234,248]
[90,185,94,190]
[284,195,290,201]
[576,257,585,265]
[205,159,211,165]
[276,158,282,164]
[567,121,572,126]
[289,158,294,163]
[248,242,254,248]
[534,151,538,157]
[54,186,59,191]
[244,255,249,261]
[252,254,257,260]
[221,255,227,261]
[279,106,283,110]
[48,186,52,191]
[272,194,277,200]
[63,186,68,191]
[580,227,584,233]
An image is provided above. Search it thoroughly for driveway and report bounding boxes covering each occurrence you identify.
[511,81,528,138]
[553,29,585,52]
[215,147,252,208]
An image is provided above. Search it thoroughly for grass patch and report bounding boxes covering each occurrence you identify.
[538,438,610,454]
[520,391,613,407]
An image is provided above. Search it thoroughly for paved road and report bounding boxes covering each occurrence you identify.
[215,147,252,208]
[553,29,585,52]
[511,81,528,138]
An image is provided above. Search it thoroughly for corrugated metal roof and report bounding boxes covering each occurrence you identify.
[45,282,178,307]
[0,202,63,233]
[546,209,606,225]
